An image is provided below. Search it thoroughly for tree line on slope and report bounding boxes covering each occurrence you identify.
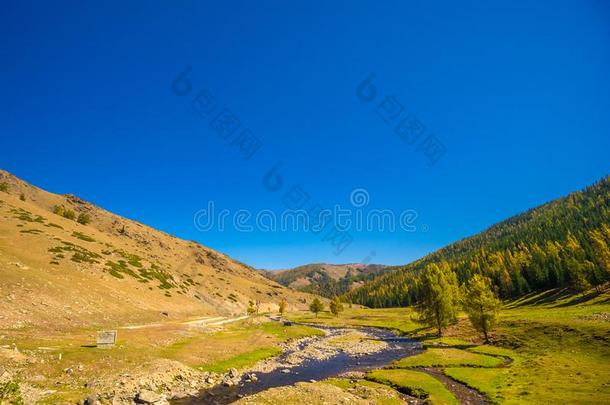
[345,176,610,308]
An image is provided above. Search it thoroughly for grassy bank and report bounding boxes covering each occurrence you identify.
[0,317,323,404]
[286,287,610,404]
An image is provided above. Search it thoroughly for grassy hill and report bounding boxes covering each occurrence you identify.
[265,263,388,298]
[0,169,313,332]
[347,175,610,307]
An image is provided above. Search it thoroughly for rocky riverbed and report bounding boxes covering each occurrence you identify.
[249,328,390,373]
[174,324,422,405]
[57,323,420,405]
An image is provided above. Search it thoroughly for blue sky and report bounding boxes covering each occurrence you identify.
[2,1,609,269]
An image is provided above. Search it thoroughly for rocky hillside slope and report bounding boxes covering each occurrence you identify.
[0,170,312,331]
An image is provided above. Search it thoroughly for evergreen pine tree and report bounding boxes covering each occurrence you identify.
[309,298,324,317]
[462,274,501,342]
[414,262,459,336]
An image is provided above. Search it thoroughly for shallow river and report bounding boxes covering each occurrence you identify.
[174,324,423,405]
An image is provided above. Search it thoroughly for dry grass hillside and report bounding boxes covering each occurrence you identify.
[0,170,312,332]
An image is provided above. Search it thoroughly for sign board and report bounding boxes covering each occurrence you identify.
[96,330,117,347]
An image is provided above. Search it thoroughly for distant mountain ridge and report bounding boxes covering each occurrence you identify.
[346,175,610,307]
[264,263,389,298]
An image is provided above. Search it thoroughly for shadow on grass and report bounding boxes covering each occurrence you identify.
[506,287,607,308]
[507,289,573,308]
[552,289,605,307]
[404,327,436,339]
[425,342,478,350]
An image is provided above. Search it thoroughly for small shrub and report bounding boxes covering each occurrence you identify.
[71,251,99,264]
[279,298,287,314]
[330,297,344,317]
[53,205,78,221]
[77,212,91,225]
[72,231,95,242]
[116,250,143,268]
[105,260,132,279]
[0,182,8,193]
[19,193,25,201]
[53,205,65,216]
[49,241,100,264]
[247,300,259,315]
[11,208,44,222]
[20,229,43,235]
[0,380,23,404]
[309,298,324,317]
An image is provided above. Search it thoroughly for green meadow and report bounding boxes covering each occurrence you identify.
[287,287,610,404]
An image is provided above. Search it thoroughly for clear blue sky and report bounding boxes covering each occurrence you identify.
[2,1,609,269]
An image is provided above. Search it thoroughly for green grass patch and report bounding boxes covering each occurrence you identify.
[48,241,101,264]
[322,378,406,404]
[102,258,176,290]
[138,264,176,289]
[11,207,46,223]
[71,231,95,242]
[445,367,508,403]
[423,337,475,349]
[367,369,459,405]
[115,249,144,268]
[467,344,516,359]
[0,380,24,405]
[393,348,503,368]
[393,289,610,404]
[104,260,145,280]
[20,228,43,234]
[286,307,421,335]
[260,321,325,340]
[197,347,281,373]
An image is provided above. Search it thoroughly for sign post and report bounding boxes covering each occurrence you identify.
[96,330,117,348]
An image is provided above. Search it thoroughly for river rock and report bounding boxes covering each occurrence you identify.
[84,394,100,405]
[136,389,163,404]
[243,373,257,383]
